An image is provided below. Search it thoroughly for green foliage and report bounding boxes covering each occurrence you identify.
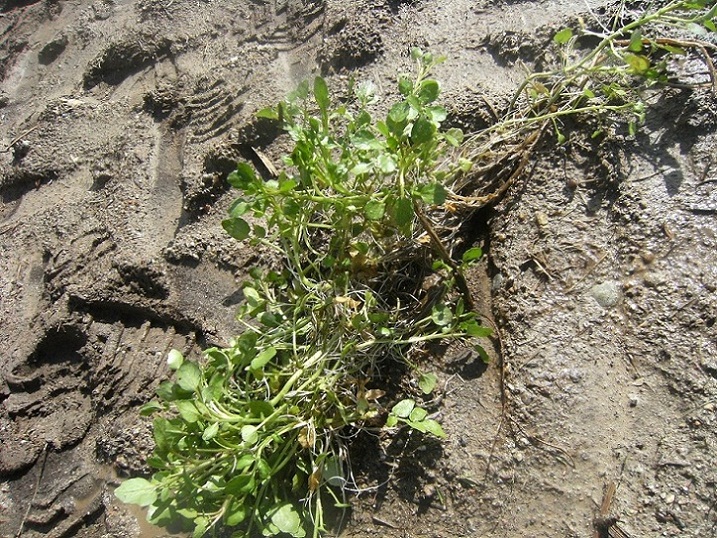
[513,1,717,143]
[121,49,491,538]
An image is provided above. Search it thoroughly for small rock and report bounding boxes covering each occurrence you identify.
[535,211,549,227]
[589,281,621,308]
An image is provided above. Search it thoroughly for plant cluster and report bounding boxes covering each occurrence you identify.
[521,0,716,138]
[116,49,491,538]
[116,2,717,537]
[450,0,717,210]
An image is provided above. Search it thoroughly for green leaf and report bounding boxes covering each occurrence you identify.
[418,79,440,103]
[388,101,411,123]
[253,224,266,239]
[256,107,279,120]
[410,117,436,144]
[364,200,386,221]
[249,400,275,418]
[352,130,382,150]
[313,76,330,112]
[202,422,219,441]
[226,474,255,495]
[705,19,716,32]
[475,344,491,363]
[193,516,209,538]
[417,182,446,205]
[431,303,453,327]
[444,127,464,147]
[426,105,447,122]
[115,478,157,507]
[176,361,202,392]
[410,406,428,422]
[422,418,446,438]
[394,197,414,228]
[419,373,438,395]
[227,163,257,189]
[271,504,306,538]
[139,401,163,416]
[553,28,573,45]
[376,153,397,174]
[222,217,251,240]
[175,400,201,423]
[628,30,643,52]
[251,346,277,371]
[624,53,650,74]
[385,415,398,427]
[392,399,415,418]
[225,501,247,526]
[167,349,184,370]
[461,247,483,264]
[398,76,413,96]
[242,425,258,445]
[243,286,262,305]
[462,319,493,338]
[236,454,255,470]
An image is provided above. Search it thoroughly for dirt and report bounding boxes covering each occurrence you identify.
[1,1,716,537]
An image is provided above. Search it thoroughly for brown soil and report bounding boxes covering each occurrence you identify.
[1,1,716,537]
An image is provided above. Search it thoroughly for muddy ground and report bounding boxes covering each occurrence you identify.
[1,1,717,537]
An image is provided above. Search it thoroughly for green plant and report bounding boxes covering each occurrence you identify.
[519,0,716,138]
[116,49,491,538]
[447,0,716,212]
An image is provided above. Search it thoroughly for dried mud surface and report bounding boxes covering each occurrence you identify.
[1,1,716,537]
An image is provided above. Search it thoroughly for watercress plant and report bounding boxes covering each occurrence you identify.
[116,48,491,538]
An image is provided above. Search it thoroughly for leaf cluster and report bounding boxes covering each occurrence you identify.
[119,49,492,538]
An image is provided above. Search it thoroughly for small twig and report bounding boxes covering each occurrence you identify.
[16,443,48,538]
[4,125,39,152]
[593,481,616,538]
[509,417,575,467]
[371,515,400,529]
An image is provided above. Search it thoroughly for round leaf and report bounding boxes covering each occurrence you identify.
[418,79,440,103]
[553,28,573,45]
[391,399,415,419]
[115,478,157,507]
[167,349,184,370]
[222,217,250,240]
[419,373,438,395]
[176,361,202,392]
[461,247,483,264]
[242,425,258,445]
[271,504,305,537]
[431,303,453,327]
[364,200,386,221]
[410,117,436,144]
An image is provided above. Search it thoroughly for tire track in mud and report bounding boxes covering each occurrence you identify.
[0,3,334,536]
